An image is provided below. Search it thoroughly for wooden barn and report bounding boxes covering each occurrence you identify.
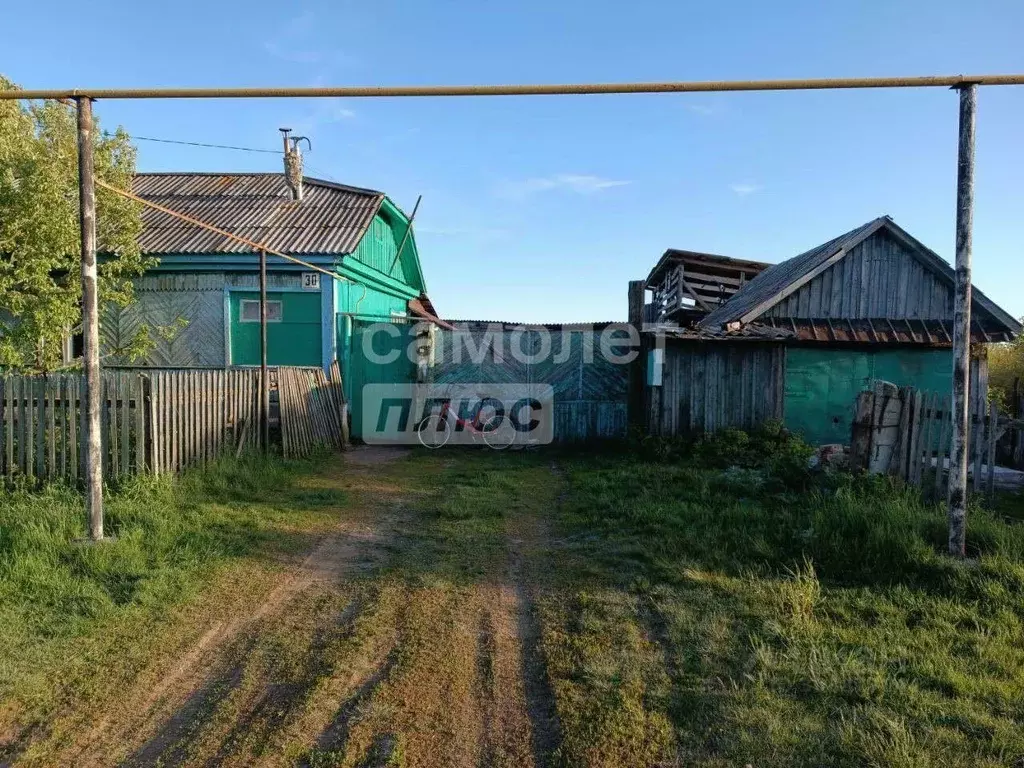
[640,216,1021,444]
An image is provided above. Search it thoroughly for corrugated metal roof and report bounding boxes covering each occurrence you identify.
[133,173,384,255]
[699,218,887,328]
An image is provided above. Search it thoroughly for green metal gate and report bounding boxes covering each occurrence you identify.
[343,318,418,440]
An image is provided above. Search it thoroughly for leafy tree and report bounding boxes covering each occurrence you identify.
[989,328,1024,409]
[0,74,153,371]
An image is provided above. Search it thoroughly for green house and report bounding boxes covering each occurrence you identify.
[101,172,443,430]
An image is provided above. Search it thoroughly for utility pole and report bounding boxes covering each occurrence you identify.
[259,249,270,453]
[76,97,104,540]
[948,83,977,557]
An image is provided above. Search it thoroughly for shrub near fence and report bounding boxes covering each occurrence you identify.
[0,364,346,486]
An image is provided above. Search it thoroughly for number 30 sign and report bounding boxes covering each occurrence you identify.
[301,272,321,290]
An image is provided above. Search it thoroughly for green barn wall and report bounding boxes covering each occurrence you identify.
[784,347,957,445]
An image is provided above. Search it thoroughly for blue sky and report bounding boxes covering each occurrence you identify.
[4,0,1023,322]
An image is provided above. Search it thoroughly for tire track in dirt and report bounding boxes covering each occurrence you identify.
[503,517,562,768]
[472,461,565,768]
[68,449,409,767]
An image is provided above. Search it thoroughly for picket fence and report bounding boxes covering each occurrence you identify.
[0,364,347,485]
[851,381,1001,498]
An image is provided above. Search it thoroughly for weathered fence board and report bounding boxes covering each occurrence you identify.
[851,380,1003,498]
[0,366,346,485]
[277,366,346,459]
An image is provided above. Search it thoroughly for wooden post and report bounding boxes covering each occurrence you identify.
[850,390,876,472]
[627,280,646,429]
[259,249,270,453]
[948,83,976,558]
[77,97,103,540]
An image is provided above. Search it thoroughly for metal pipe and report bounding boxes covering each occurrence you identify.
[76,97,104,541]
[948,83,977,557]
[2,74,1023,101]
[259,249,270,454]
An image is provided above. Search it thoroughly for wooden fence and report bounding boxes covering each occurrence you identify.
[0,365,347,485]
[851,381,1001,498]
[148,368,261,474]
[277,363,348,459]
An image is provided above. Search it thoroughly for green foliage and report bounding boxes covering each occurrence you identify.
[631,420,815,489]
[989,329,1024,408]
[0,74,151,370]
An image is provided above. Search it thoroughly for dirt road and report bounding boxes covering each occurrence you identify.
[17,447,562,767]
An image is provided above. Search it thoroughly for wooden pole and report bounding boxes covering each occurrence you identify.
[259,249,270,453]
[76,97,103,540]
[386,195,422,277]
[948,83,976,557]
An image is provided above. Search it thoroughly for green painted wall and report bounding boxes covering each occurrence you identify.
[785,347,953,445]
[229,291,322,366]
[346,202,425,294]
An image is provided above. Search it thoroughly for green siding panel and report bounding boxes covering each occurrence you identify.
[784,347,953,445]
[347,204,426,294]
[229,291,322,366]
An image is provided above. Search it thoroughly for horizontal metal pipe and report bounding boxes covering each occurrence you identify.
[2,74,1024,100]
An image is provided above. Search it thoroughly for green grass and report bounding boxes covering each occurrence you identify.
[0,453,343,729]
[540,429,1024,767]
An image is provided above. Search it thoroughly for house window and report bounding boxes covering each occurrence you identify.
[240,299,282,323]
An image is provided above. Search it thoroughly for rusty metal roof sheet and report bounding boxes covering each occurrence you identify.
[760,317,1013,344]
[133,173,384,255]
[645,323,794,341]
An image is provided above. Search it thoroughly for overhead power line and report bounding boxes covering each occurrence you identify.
[131,135,281,154]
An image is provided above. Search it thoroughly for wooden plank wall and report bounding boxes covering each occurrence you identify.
[646,340,786,436]
[147,368,261,474]
[765,231,955,320]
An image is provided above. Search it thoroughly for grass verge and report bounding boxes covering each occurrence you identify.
[537,428,1024,767]
[0,452,344,754]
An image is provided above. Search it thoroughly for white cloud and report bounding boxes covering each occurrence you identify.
[263,10,357,68]
[730,182,762,196]
[287,98,357,134]
[262,41,326,65]
[498,174,632,199]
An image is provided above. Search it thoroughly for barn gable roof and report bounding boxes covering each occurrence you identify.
[133,172,385,255]
[698,216,1021,336]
